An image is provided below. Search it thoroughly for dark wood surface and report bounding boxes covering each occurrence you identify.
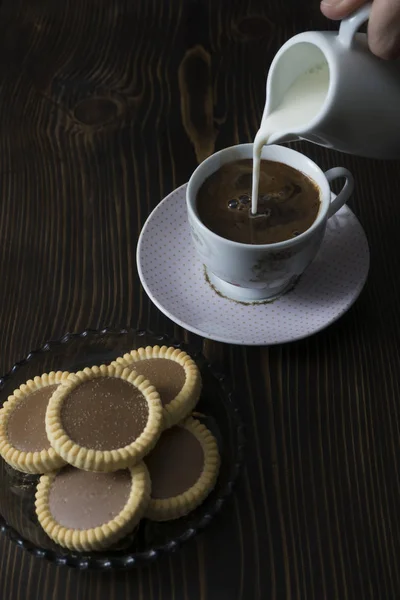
[0,0,399,598]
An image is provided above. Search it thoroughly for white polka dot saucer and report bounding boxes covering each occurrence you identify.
[137,184,370,346]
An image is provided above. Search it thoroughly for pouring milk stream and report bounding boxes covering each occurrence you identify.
[251,63,329,214]
[251,2,400,214]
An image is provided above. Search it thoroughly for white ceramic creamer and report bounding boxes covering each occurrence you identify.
[258,3,400,160]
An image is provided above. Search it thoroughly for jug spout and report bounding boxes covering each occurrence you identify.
[263,132,301,145]
[263,42,329,120]
[254,123,301,150]
[260,40,330,149]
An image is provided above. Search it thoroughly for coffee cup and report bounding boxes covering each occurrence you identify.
[186,143,354,302]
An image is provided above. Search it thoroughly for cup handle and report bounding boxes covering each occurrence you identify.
[338,2,372,49]
[325,167,354,218]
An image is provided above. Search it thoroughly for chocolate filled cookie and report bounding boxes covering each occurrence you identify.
[144,417,220,521]
[0,372,69,474]
[35,462,150,551]
[112,346,201,429]
[45,365,163,472]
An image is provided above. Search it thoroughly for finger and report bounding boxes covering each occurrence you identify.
[320,0,367,20]
[368,0,400,59]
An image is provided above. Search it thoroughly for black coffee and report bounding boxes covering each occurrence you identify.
[196,159,320,245]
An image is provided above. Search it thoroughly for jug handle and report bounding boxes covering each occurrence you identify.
[338,2,372,48]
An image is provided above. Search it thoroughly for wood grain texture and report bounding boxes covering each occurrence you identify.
[0,0,399,598]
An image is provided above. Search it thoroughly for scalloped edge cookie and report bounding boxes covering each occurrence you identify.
[45,365,163,472]
[145,417,220,521]
[0,371,69,474]
[111,346,202,429]
[35,462,151,551]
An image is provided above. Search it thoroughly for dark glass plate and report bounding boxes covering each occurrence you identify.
[0,329,244,570]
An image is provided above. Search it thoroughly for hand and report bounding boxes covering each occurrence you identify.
[320,0,400,59]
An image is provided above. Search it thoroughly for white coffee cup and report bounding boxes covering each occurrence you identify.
[186,144,354,302]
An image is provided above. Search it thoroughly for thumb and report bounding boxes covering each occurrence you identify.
[320,0,367,20]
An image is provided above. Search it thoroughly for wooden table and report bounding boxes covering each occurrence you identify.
[0,1,399,598]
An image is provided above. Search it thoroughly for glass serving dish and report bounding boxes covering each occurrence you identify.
[0,328,244,570]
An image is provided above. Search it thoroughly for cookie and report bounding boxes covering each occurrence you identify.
[35,462,150,551]
[45,365,163,472]
[0,372,69,474]
[144,417,220,521]
[111,346,201,429]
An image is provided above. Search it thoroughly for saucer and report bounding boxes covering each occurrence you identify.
[137,184,370,346]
